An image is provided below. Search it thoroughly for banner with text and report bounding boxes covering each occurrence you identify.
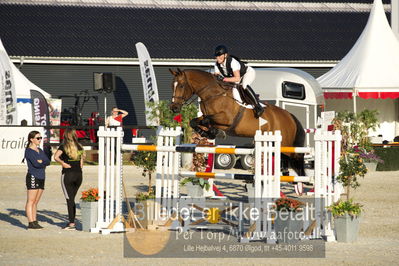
[48,98,62,143]
[0,127,44,165]
[31,90,50,144]
[136,42,160,126]
[0,39,18,125]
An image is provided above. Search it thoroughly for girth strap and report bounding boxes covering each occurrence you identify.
[226,106,245,136]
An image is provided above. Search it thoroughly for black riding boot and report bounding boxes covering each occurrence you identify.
[245,86,264,118]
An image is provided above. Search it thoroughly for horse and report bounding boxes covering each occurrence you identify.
[169,68,305,176]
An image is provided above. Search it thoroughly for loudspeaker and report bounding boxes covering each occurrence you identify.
[93,72,115,93]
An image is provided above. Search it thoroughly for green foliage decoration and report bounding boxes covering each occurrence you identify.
[180,176,210,191]
[331,109,380,217]
[135,190,155,202]
[328,199,362,218]
[131,100,198,193]
[147,100,198,143]
[131,151,156,193]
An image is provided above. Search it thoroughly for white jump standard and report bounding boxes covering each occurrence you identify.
[94,126,342,243]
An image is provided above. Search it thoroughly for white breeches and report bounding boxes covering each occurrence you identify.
[241,66,256,89]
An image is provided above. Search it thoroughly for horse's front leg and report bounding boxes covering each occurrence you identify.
[190,116,226,139]
[189,116,219,139]
[190,117,210,138]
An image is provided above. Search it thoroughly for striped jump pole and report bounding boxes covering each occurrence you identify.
[122,144,313,154]
[179,171,312,183]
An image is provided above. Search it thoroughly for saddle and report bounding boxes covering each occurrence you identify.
[216,82,259,107]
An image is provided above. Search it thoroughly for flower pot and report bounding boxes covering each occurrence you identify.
[334,214,360,243]
[181,153,193,169]
[364,162,377,172]
[274,211,304,244]
[80,201,98,232]
[186,182,204,198]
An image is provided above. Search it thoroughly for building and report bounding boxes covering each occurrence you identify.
[0,0,394,132]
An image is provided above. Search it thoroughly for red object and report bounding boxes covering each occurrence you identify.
[60,121,70,140]
[114,114,123,123]
[280,191,286,198]
[358,91,399,99]
[204,152,224,197]
[88,112,97,143]
[205,153,214,172]
[173,114,182,123]
[132,129,139,137]
[213,185,224,197]
[324,91,399,99]
[76,130,86,138]
[324,92,353,99]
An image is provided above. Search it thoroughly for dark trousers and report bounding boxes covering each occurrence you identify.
[61,170,83,223]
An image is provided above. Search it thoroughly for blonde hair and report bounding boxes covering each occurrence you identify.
[63,129,83,160]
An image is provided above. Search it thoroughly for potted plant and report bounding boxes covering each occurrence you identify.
[80,187,99,232]
[273,197,305,243]
[180,132,214,197]
[180,177,211,198]
[359,149,384,172]
[330,110,380,242]
[328,199,362,242]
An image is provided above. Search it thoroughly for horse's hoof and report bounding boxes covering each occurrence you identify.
[216,130,227,139]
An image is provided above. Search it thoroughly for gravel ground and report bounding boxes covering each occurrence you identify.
[0,165,398,265]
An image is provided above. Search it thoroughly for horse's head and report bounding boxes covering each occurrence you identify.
[169,68,193,113]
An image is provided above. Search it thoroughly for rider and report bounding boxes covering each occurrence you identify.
[213,45,264,118]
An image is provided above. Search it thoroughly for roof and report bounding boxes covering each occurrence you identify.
[318,0,399,99]
[0,1,392,62]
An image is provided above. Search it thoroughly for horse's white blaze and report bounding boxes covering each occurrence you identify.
[172,81,178,102]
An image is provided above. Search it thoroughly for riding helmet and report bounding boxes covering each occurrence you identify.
[214,45,228,56]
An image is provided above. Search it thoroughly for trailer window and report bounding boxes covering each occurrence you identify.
[282,81,305,100]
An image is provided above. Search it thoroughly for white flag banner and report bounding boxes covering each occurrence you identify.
[0,39,17,125]
[259,117,268,130]
[136,42,160,126]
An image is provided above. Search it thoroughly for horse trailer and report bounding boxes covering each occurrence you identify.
[214,67,324,170]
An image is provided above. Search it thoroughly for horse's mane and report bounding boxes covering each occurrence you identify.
[184,69,213,78]
[184,69,232,90]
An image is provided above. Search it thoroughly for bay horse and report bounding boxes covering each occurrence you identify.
[169,69,305,176]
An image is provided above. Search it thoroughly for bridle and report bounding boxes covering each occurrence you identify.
[171,72,201,106]
[172,71,235,107]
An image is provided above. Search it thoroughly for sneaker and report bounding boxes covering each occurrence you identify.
[33,221,43,229]
[27,222,42,230]
[63,224,76,230]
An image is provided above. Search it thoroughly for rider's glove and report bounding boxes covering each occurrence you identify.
[216,75,225,82]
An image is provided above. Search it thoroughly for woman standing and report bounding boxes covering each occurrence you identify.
[25,131,50,229]
[54,129,85,230]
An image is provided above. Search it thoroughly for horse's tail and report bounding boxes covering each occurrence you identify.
[292,114,305,148]
[290,114,306,176]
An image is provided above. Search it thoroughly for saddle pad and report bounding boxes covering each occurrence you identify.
[232,87,266,109]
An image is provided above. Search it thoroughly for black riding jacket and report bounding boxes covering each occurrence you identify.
[216,55,247,78]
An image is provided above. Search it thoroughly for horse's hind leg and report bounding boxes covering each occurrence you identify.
[281,154,290,176]
[290,154,306,176]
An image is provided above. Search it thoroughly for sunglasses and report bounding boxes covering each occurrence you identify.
[35,137,43,140]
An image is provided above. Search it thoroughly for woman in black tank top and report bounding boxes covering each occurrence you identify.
[54,129,85,230]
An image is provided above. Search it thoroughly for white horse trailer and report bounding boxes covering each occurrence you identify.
[253,67,324,147]
[215,67,324,169]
